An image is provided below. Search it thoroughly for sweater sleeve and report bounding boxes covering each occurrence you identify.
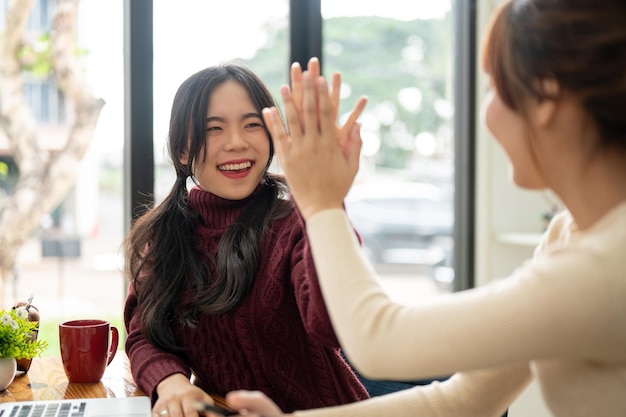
[124,281,191,402]
[305,209,626,381]
[286,210,342,348]
[294,365,531,417]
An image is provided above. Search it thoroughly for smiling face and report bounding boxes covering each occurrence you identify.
[189,80,270,200]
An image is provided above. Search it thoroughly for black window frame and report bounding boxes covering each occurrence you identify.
[122,0,476,290]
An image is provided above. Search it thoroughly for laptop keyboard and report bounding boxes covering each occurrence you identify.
[6,401,86,417]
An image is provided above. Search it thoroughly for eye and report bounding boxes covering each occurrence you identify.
[245,117,265,130]
[206,126,222,133]
[246,121,263,129]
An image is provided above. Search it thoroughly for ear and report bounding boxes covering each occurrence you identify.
[534,78,560,127]
[179,149,189,165]
[179,139,191,165]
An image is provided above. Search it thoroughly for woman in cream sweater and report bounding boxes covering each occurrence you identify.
[225,0,626,416]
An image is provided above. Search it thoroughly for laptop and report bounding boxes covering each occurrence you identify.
[0,396,151,417]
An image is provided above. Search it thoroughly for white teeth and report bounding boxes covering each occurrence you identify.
[218,161,252,171]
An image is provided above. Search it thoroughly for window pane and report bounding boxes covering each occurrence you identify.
[2,0,126,356]
[322,0,455,301]
[153,0,290,202]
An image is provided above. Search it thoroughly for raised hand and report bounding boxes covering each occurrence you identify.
[263,71,365,220]
[290,57,367,153]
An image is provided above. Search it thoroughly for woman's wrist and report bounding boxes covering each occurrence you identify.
[156,373,191,396]
[299,203,345,222]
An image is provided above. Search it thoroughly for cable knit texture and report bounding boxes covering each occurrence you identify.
[124,184,368,412]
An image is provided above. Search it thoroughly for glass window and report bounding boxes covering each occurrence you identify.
[3,0,289,357]
[1,0,460,358]
[153,0,290,202]
[1,0,126,355]
[322,0,456,301]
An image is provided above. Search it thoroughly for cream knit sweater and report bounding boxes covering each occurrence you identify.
[294,202,626,417]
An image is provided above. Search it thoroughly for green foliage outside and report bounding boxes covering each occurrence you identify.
[244,15,454,172]
[17,33,89,79]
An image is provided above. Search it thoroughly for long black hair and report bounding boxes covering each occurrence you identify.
[124,63,292,352]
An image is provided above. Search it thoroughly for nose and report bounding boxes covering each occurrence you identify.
[224,131,249,151]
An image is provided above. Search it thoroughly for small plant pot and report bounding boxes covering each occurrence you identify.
[16,328,38,373]
[12,301,40,374]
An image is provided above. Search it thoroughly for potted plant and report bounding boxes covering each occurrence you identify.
[13,298,42,373]
[0,306,48,391]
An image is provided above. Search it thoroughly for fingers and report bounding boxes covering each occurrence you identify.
[343,96,368,131]
[262,105,289,163]
[152,379,215,417]
[290,57,321,121]
[290,62,303,114]
[345,122,363,169]
[152,403,185,417]
[338,95,368,148]
[269,83,305,166]
[302,72,320,136]
[270,67,362,220]
[330,72,341,119]
[306,58,322,118]
[152,408,168,417]
[306,57,321,79]
[226,391,284,417]
[279,66,367,166]
[289,57,366,144]
[279,84,304,138]
[262,105,287,141]
[152,402,203,417]
[316,76,335,139]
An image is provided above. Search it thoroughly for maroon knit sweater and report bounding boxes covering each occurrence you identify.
[124,185,368,412]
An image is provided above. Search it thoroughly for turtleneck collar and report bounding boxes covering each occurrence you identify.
[188,183,264,229]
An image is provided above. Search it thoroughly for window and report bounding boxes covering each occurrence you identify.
[1,0,476,356]
[322,0,457,301]
[22,78,66,124]
[1,0,126,355]
[152,0,290,202]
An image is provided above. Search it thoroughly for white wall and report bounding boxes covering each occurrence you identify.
[474,1,555,416]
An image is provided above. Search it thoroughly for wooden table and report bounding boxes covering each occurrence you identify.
[0,354,229,408]
[0,354,145,403]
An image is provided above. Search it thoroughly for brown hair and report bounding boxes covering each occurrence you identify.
[482,0,626,148]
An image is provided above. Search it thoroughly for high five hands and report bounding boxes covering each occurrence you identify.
[218,60,368,417]
[262,57,368,221]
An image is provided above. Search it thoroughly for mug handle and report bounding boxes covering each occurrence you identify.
[107,326,119,366]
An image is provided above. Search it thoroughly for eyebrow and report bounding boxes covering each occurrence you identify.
[206,112,262,123]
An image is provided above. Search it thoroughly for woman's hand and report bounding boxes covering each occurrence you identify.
[290,57,341,131]
[289,57,367,155]
[264,71,366,220]
[225,390,287,417]
[153,374,217,417]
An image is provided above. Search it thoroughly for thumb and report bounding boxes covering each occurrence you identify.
[226,391,284,417]
[345,122,363,166]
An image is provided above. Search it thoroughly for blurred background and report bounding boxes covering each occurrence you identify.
[1,0,457,354]
[0,1,555,414]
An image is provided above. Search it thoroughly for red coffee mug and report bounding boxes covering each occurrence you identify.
[59,319,119,383]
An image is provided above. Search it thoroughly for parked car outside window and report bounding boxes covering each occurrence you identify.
[344,181,454,274]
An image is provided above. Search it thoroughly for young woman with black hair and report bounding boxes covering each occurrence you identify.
[123,61,369,417]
